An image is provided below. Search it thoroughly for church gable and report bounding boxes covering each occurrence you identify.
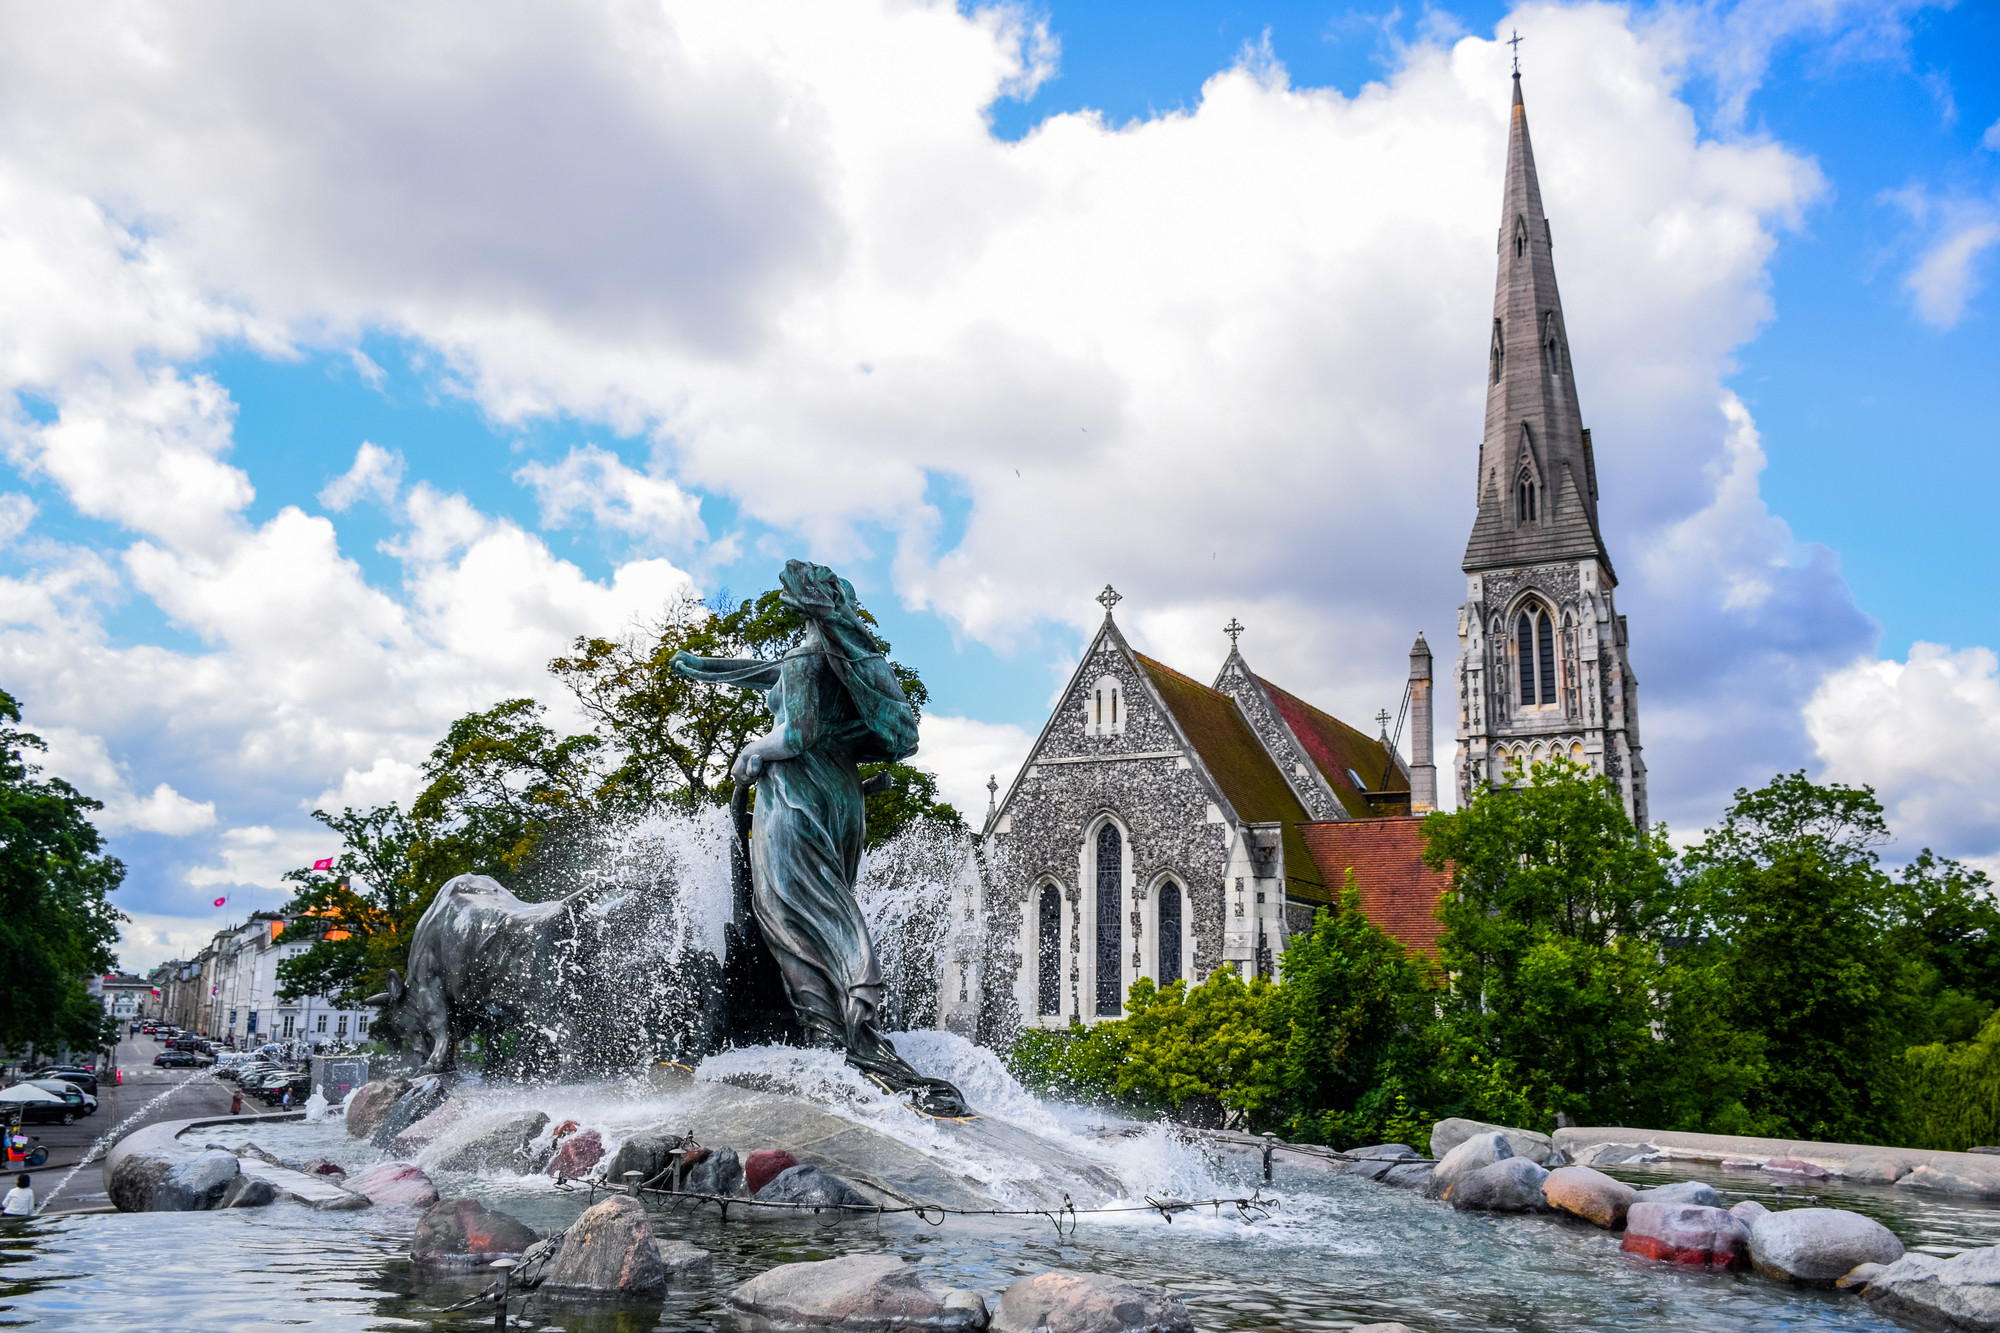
[1258,679,1408,819]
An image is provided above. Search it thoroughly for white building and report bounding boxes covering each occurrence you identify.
[177,914,375,1050]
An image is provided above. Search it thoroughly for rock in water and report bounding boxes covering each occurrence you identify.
[1542,1165,1635,1228]
[1864,1246,2000,1328]
[1349,1144,1420,1161]
[1842,1151,1918,1185]
[219,1174,279,1209]
[991,1270,1193,1333]
[603,1135,674,1189]
[391,1098,465,1156]
[744,1148,799,1195]
[540,1194,694,1300]
[372,1076,452,1151]
[1749,1208,1905,1285]
[433,1110,550,1173]
[1452,1157,1550,1213]
[1631,1180,1723,1209]
[345,1077,412,1140]
[1730,1200,1769,1224]
[1381,1163,1434,1191]
[410,1198,540,1270]
[1429,1118,1562,1166]
[1425,1132,1513,1201]
[685,1146,744,1196]
[1620,1203,1750,1269]
[153,1150,241,1211]
[347,1162,440,1207]
[756,1164,870,1209]
[299,1158,347,1178]
[1764,1156,1830,1180]
[107,1153,173,1213]
[1899,1160,2000,1201]
[546,1129,605,1179]
[728,1255,986,1331]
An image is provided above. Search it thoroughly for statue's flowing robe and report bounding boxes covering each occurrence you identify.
[674,638,925,1084]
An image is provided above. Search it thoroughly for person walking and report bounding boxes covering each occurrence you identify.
[229,1089,242,1116]
[2,1174,34,1217]
[281,1087,292,1111]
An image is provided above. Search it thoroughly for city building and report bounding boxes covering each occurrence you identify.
[149,916,374,1049]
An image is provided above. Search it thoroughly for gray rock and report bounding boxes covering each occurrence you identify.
[728,1254,987,1331]
[432,1110,550,1174]
[1838,1262,1886,1290]
[1452,1157,1550,1213]
[1541,1165,1635,1228]
[107,1152,172,1213]
[1578,1142,1661,1167]
[1381,1163,1434,1191]
[514,1234,564,1289]
[1632,1180,1723,1209]
[539,1194,691,1300]
[685,1146,744,1196]
[1424,1131,1512,1201]
[1750,1207,1905,1286]
[371,1075,451,1151]
[219,1173,279,1208]
[1429,1117,1560,1166]
[344,1077,412,1140]
[153,1149,241,1211]
[1900,1160,2000,1201]
[1348,1143,1420,1161]
[390,1097,465,1156]
[602,1134,675,1189]
[299,1157,348,1178]
[410,1197,540,1270]
[755,1163,871,1210]
[992,1270,1191,1333]
[1620,1203,1750,1269]
[1864,1247,2000,1329]
[1731,1199,1769,1223]
[1843,1151,1919,1185]
[1345,1159,1398,1183]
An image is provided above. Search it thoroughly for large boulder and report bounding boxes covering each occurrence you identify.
[345,1077,412,1140]
[1899,1159,2000,1201]
[1451,1157,1550,1213]
[219,1174,279,1209]
[1763,1156,1830,1180]
[1750,1207,1905,1286]
[1843,1151,1919,1185]
[107,1153,173,1213]
[728,1254,986,1332]
[1542,1165,1635,1228]
[1381,1163,1435,1191]
[685,1146,745,1196]
[546,1129,605,1179]
[1424,1131,1512,1201]
[602,1135,676,1189]
[410,1197,540,1270]
[991,1270,1193,1333]
[1620,1203,1750,1269]
[432,1110,550,1174]
[1348,1144,1420,1161]
[756,1164,871,1210]
[744,1148,799,1195]
[1730,1199,1769,1224]
[539,1194,703,1300]
[390,1097,465,1156]
[371,1076,452,1151]
[152,1149,241,1212]
[1632,1180,1722,1209]
[1864,1246,2000,1330]
[1429,1118,1562,1166]
[346,1161,440,1207]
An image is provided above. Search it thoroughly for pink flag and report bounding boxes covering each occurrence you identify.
[213,896,227,907]
[312,858,335,871]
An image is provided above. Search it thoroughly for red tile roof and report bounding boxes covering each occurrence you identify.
[1297,817,1450,957]
[1259,678,1408,818]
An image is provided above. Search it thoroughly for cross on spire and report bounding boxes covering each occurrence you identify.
[1376,708,1393,736]
[1096,584,1122,615]
[1223,617,1245,648]
[1507,29,1522,73]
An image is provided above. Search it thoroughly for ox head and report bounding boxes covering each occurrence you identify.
[362,970,421,1050]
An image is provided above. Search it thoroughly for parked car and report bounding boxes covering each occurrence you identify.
[24,1067,97,1096]
[7,1096,79,1126]
[153,1050,201,1068]
[28,1080,96,1116]
[224,1063,280,1085]
[256,1074,311,1106]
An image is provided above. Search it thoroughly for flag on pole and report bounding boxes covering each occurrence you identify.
[213,896,227,907]
[312,858,335,871]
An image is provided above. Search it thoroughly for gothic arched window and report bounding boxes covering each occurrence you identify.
[1517,475,1537,523]
[1157,881,1183,987]
[1517,605,1559,707]
[1095,824,1123,1017]
[1517,613,1536,706]
[1036,884,1061,1017]
[1537,609,1556,704]
[1490,319,1504,383]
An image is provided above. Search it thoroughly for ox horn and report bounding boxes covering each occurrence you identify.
[363,992,392,1007]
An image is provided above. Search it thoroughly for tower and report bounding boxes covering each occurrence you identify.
[1455,72,1648,830]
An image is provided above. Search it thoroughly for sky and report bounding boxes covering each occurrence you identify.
[0,1,1994,973]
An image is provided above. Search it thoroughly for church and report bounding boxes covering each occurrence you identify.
[939,72,1646,1041]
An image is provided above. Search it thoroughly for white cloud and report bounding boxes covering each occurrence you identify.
[1983,117,2000,152]
[0,492,32,544]
[1905,217,2000,330]
[1807,643,2000,862]
[319,440,404,511]
[32,725,216,835]
[349,347,387,390]
[907,712,1035,823]
[116,912,232,974]
[185,823,334,891]
[515,444,706,547]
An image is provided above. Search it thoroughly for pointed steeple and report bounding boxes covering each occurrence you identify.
[1465,74,1612,581]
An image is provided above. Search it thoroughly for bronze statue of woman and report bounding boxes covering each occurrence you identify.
[671,560,969,1117]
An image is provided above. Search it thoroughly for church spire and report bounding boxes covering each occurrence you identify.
[1464,73,1611,579]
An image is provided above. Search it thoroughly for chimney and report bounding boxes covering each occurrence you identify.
[1408,634,1436,813]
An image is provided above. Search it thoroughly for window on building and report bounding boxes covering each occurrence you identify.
[1157,881,1183,987]
[1037,885,1061,1017]
[1518,475,1537,523]
[316,1014,328,1033]
[336,1015,348,1037]
[1095,824,1123,1017]
[1517,606,1559,707]
[356,1018,368,1037]
[1085,675,1125,737]
[1490,319,1504,382]
[281,1015,295,1037]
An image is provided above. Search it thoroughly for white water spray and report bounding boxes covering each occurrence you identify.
[34,1072,209,1211]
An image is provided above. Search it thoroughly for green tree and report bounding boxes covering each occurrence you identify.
[275,804,418,1007]
[1422,757,1675,1126]
[1117,967,1287,1122]
[1883,850,2000,1045]
[0,689,126,1054]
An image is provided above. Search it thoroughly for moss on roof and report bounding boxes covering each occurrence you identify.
[1259,678,1407,819]
[1135,654,1328,899]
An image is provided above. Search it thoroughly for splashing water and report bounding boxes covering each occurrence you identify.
[34,1071,209,1210]
[303,1090,329,1122]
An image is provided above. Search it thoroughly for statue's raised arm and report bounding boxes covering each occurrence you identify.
[668,561,968,1117]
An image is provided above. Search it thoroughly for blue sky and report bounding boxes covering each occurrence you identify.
[0,1,1995,970]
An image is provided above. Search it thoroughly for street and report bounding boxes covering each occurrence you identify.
[18,1031,271,1215]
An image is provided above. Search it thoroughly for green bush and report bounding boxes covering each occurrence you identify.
[1004,1021,1132,1105]
[1893,1009,2000,1152]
